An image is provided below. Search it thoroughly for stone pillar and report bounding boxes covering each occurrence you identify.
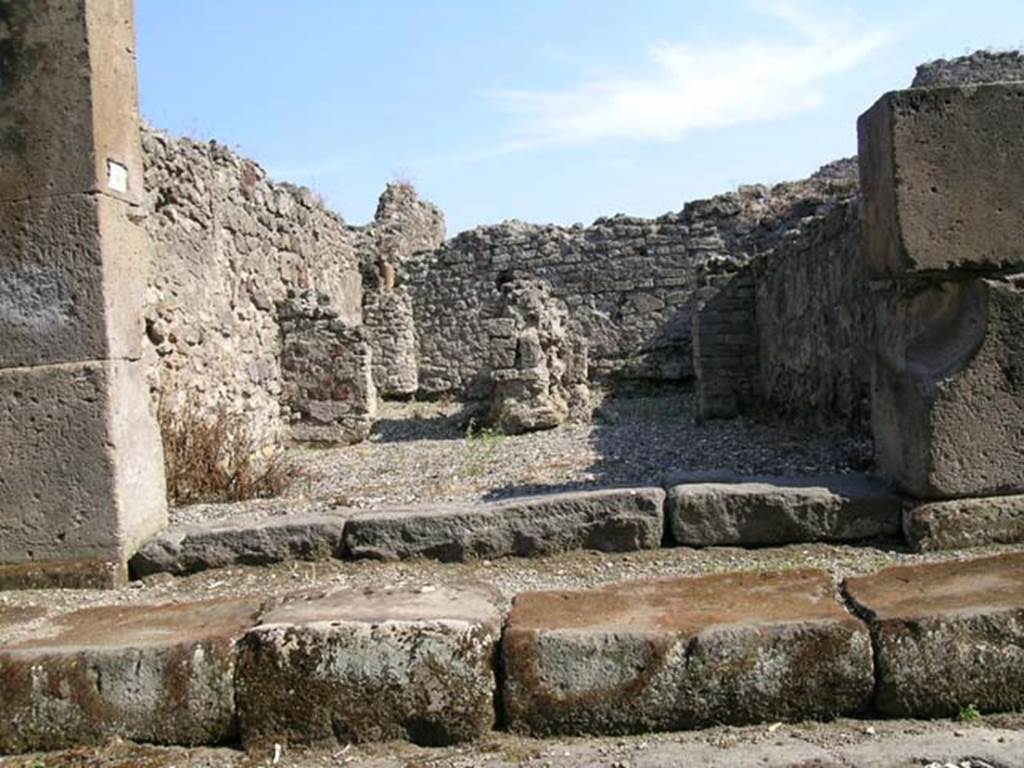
[0,0,167,587]
[859,83,1024,500]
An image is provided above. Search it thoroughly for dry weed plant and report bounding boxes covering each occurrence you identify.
[158,395,302,505]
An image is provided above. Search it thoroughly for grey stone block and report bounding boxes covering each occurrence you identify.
[859,84,1024,277]
[844,552,1024,717]
[0,359,167,574]
[129,510,350,578]
[666,474,901,546]
[502,570,874,736]
[343,487,665,562]
[0,193,148,368]
[0,598,260,753]
[872,278,1024,498]
[904,494,1024,551]
[0,0,143,204]
[236,583,501,748]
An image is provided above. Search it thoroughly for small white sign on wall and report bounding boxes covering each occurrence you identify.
[107,159,128,193]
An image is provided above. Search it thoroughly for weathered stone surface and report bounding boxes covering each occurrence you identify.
[0,0,143,204]
[502,570,873,736]
[859,84,1024,277]
[0,598,260,753]
[872,278,1024,498]
[913,50,1024,88]
[666,475,901,546]
[343,487,665,562]
[0,193,148,368]
[844,552,1024,718]
[278,289,378,444]
[0,359,166,572]
[487,278,590,433]
[236,583,501,748]
[130,511,350,578]
[0,559,124,590]
[904,495,1024,551]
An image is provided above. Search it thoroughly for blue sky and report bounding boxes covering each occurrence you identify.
[137,1,1024,234]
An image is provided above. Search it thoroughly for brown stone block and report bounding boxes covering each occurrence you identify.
[502,570,873,736]
[0,359,166,571]
[236,583,501,748]
[0,598,261,753]
[844,553,1024,717]
[859,84,1024,277]
[872,278,1024,498]
[0,193,148,368]
[0,0,143,203]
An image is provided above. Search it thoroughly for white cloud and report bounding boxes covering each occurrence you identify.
[492,1,891,149]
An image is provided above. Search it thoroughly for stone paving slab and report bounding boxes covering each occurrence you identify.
[236,582,502,749]
[502,569,874,736]
[904,494,1024,551]
[129,510,350,578]
[844,551,1024,718]
[666,474,901,546]
[0,597,261,753]
[343,487,665,562]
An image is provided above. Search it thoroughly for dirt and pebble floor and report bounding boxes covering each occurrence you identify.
[0,717,1021,767]
[173,389,872,526]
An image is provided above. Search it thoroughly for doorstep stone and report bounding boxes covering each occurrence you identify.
[236,582,502,748]
[129,508,350,577]
[903,494,1024,551]
[343,487,664,561]
[0,598,261,753]
[502,569,873,736]
[666,474,901,546]
[844,552,1024,717]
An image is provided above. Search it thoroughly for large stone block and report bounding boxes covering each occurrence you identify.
[844,553,1024,717]
[130,509,350,578]
[666,474,901,546]
[0,193,148,368]
[0,0,143,204]
[859,84,1024,277]
[343,487,664,562]
[0,359,166,577]
[0,598,260,753]
[502,570,874,736]
[904,494,1024,551]
[236,583,501,748]
[872,277,1024,498]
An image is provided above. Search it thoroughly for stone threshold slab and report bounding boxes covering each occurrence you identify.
[130,487,665,577]
[665,473,902,546]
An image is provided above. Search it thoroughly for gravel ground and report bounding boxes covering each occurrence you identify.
[280,389,871,511]
[1,716,1021,767]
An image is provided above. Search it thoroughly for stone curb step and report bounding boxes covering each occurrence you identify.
[2,552,1023,754]
[132,475,913,578]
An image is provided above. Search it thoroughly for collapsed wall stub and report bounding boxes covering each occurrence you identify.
[859,82,1024,499]
[0,0,166,587]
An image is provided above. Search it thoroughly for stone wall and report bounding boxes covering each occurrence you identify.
[913,50,1024,87]
[278,290,376,444]
[752,195,871,431]
[142,128,363,443]
[692,274,758,420]
[404,179,853,399]
[691,162,868,429]
[358,183,445,398]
